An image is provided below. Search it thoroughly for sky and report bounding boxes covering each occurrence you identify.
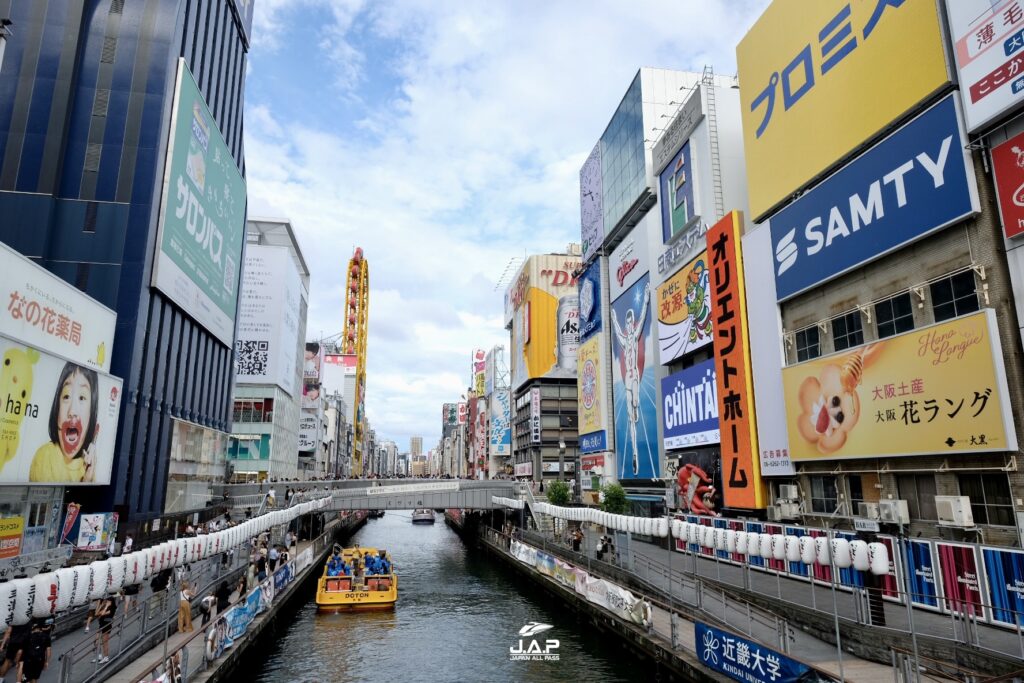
[243,0,769,452]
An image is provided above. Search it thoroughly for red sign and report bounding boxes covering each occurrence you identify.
[581,455,605,472]
[992,131,1024,238]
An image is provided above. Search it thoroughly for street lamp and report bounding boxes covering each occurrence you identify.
[558,438,566,483]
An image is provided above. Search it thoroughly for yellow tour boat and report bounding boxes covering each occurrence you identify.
[316,545,398,611]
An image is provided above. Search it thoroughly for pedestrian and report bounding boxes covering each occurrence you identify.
[256,554,267,581]
[107,533,117,558]
[199,594,216,627]
[247,561,257,589]
[16,619,51,683]
[177,581,194,633]
[245,507,253,520]
[122,581,140,614]
[91,596,116,664]
[267,487,276,507]
[268,545,279,573]
[214,581,231,615]
[236,573,248,598]
[122,534,133,554]
[572,528,583,553]
[0,620,30,682]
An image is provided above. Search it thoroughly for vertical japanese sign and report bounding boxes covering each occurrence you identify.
[695,621,812,683]
[530,388,541,444]
[707,212,764,509]
[947,0,1024,133]
[991,130,1024,239]
[489,389,511,457]
[472,349,486,395]
[153,59,246,347]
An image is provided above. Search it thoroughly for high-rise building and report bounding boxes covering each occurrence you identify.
[0,1,255,524]
[410,436,423,456]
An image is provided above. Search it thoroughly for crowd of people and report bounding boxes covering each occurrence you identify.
[0,618,53,683]
[325,548,391,579]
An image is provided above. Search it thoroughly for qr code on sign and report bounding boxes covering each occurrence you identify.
[236,340,269,376]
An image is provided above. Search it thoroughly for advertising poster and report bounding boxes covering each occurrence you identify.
[991,130,1024,239]
[152,59,246,347]
[298,413,319,452]
[235,245,303,395]
[769,95,977,301]
[695,622,813,683]
[578,259,603,343]
[662,359,719,450]
[782,310,1017,462]
[784,526,809,578]
[905,539,940,609]
[736,0,950,220]
[0,335,122,485]
[674,450,721,516]
[0,242,116,373]
[937,542,984,617]
[60,503,80,544]
[0,517,23,559]
[707,212,763,509]
[743,226,793,477]
[472,349,486,395]
[878,536,902,602]
[484,348,498,397]
[611,272,658,480]
[947,0,1024,133]
[577,337,607,454]
[659,140,698,242]
[489,389,511,457]
[303,342,321,382]
[983,547,1024,626]
[610,223,649,302]
[76,512,117,552]
[320,354,355,398]
[457,402,467,425]
[529,388,541,444]
[657,250,713,364]
[580,144,604,263]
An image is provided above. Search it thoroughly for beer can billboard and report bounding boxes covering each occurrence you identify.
[0,334,122,485]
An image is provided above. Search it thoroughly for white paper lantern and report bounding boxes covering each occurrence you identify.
[11,578,34,626]
[814,537,830,566]
[703,526,716,548]
[771,534,786,561]
[747,532,761,557]
[657,517,669,538]
[0,582,17,628]
[90,561,110,600]
[125,553,141,585]
[715,528,728,551]
[868,542,890,576]
[800,536,816,565]
[785,536,801,563]
[108,556,127,593]
[71,566,92,607]
[725,529,738,553]
[735,531,749,555]
[851,540,870,572]
[31,573,58,619]
[686,523,699,545]
[831,538,852,569]
[55,568,75,612]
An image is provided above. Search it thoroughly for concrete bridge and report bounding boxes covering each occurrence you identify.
[223,479,523,511]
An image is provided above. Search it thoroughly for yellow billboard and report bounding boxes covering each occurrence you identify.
[736,0,949,220]
[578,336,604,436]
[783,310,1016,461]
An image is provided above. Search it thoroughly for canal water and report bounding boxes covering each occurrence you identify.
[249,512,651,683]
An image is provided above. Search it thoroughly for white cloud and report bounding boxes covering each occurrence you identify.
[244,0,768,450]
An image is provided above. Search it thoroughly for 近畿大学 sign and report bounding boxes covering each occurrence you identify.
[153,59,247,347]
[770,95,978,301]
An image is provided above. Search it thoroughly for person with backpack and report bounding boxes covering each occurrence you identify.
[16,620,51,683]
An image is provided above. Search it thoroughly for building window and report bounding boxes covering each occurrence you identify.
[897,474,937,520]
[795,327,820,362]
[831,312,864,352]
[958,473,1014,526]
[930,271,979,323]
[875,293,914,339]
[809,475,838,514]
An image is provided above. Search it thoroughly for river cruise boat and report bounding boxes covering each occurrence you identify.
[411,509,435,524]
[316,545,397,611]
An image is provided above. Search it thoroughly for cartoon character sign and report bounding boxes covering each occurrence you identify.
[675,457,720,516]
[657,250,713,365]
[796,345,876,454]
[611,273,659,479]
[0,346,39,468]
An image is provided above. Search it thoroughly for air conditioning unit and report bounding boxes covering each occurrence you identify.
[935,496,974,527]
[768,502,800,521]
[766,505,782,522]
[857,502,880,520]
[878,499,910,525]
[777,484,799,502]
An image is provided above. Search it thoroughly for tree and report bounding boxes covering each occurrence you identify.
[546,480,570,506]
[600,483,629,514]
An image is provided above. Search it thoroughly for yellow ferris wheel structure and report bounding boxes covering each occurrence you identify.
[343,247,369,476]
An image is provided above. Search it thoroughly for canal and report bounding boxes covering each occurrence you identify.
[247,512,651,683]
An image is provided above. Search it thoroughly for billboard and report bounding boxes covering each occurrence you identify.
[577,336,607,454]
[0,517,22,560]
[662,359,719,450]
[770,95,978,301]
[0,335,122,485]
[695,622,812,683]
[484,347,498,396]
[653,85,703,177]
[743,226,794,477]
[708,212,763,509]
[736,0,950,220]
[0,242,116,373]
[674,450,722,515]
[948,0,1024,133]
[782,310,1017,461]
[658,140,698,243]
[457,402,467,425]
[578,259,603,342]
[489,389,511,457]
[611,272,658,479]
[471,349,486,395]
[530,388,541,444]
[303,342,321,381]
[234,245,303,395]
[937,542,983,617]
[983,547,1024,626]
[76,512,118,552]
[580,144,604,263]
[443,403,457,426]
[656,250,713,364]
[152,59,246,347]
[609,224,649,302]
[991,130,1024,239]
[298,412,319,452]
[507,255,582,390]
[320,353,355,398]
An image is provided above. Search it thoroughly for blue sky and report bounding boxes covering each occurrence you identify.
[243,0,769,452]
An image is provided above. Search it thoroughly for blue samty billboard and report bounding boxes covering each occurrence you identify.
[770,94,978,301]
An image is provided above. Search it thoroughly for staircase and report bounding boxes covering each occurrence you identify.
[517,483,554,533]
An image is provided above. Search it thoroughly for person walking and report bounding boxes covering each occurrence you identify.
[91,597,116,664]
[16,620,51,683]
[0,621,30,683]
[122,534,133,554]
[177,582,194,633]
[214,581,231,615]
[199,594,216,627]
[268,545,279,573]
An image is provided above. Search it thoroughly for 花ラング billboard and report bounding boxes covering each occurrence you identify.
[0,242,116,373]
[769,95,978,301]
[580,144,604,264]
[736,0,950,220]
[611,272,658,480]
[234,245,303,396]
[152,59,246,347]
[507,255,582,390]
[656,250,713,364]
[0,334,122,485]
[782,309,1017,462]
